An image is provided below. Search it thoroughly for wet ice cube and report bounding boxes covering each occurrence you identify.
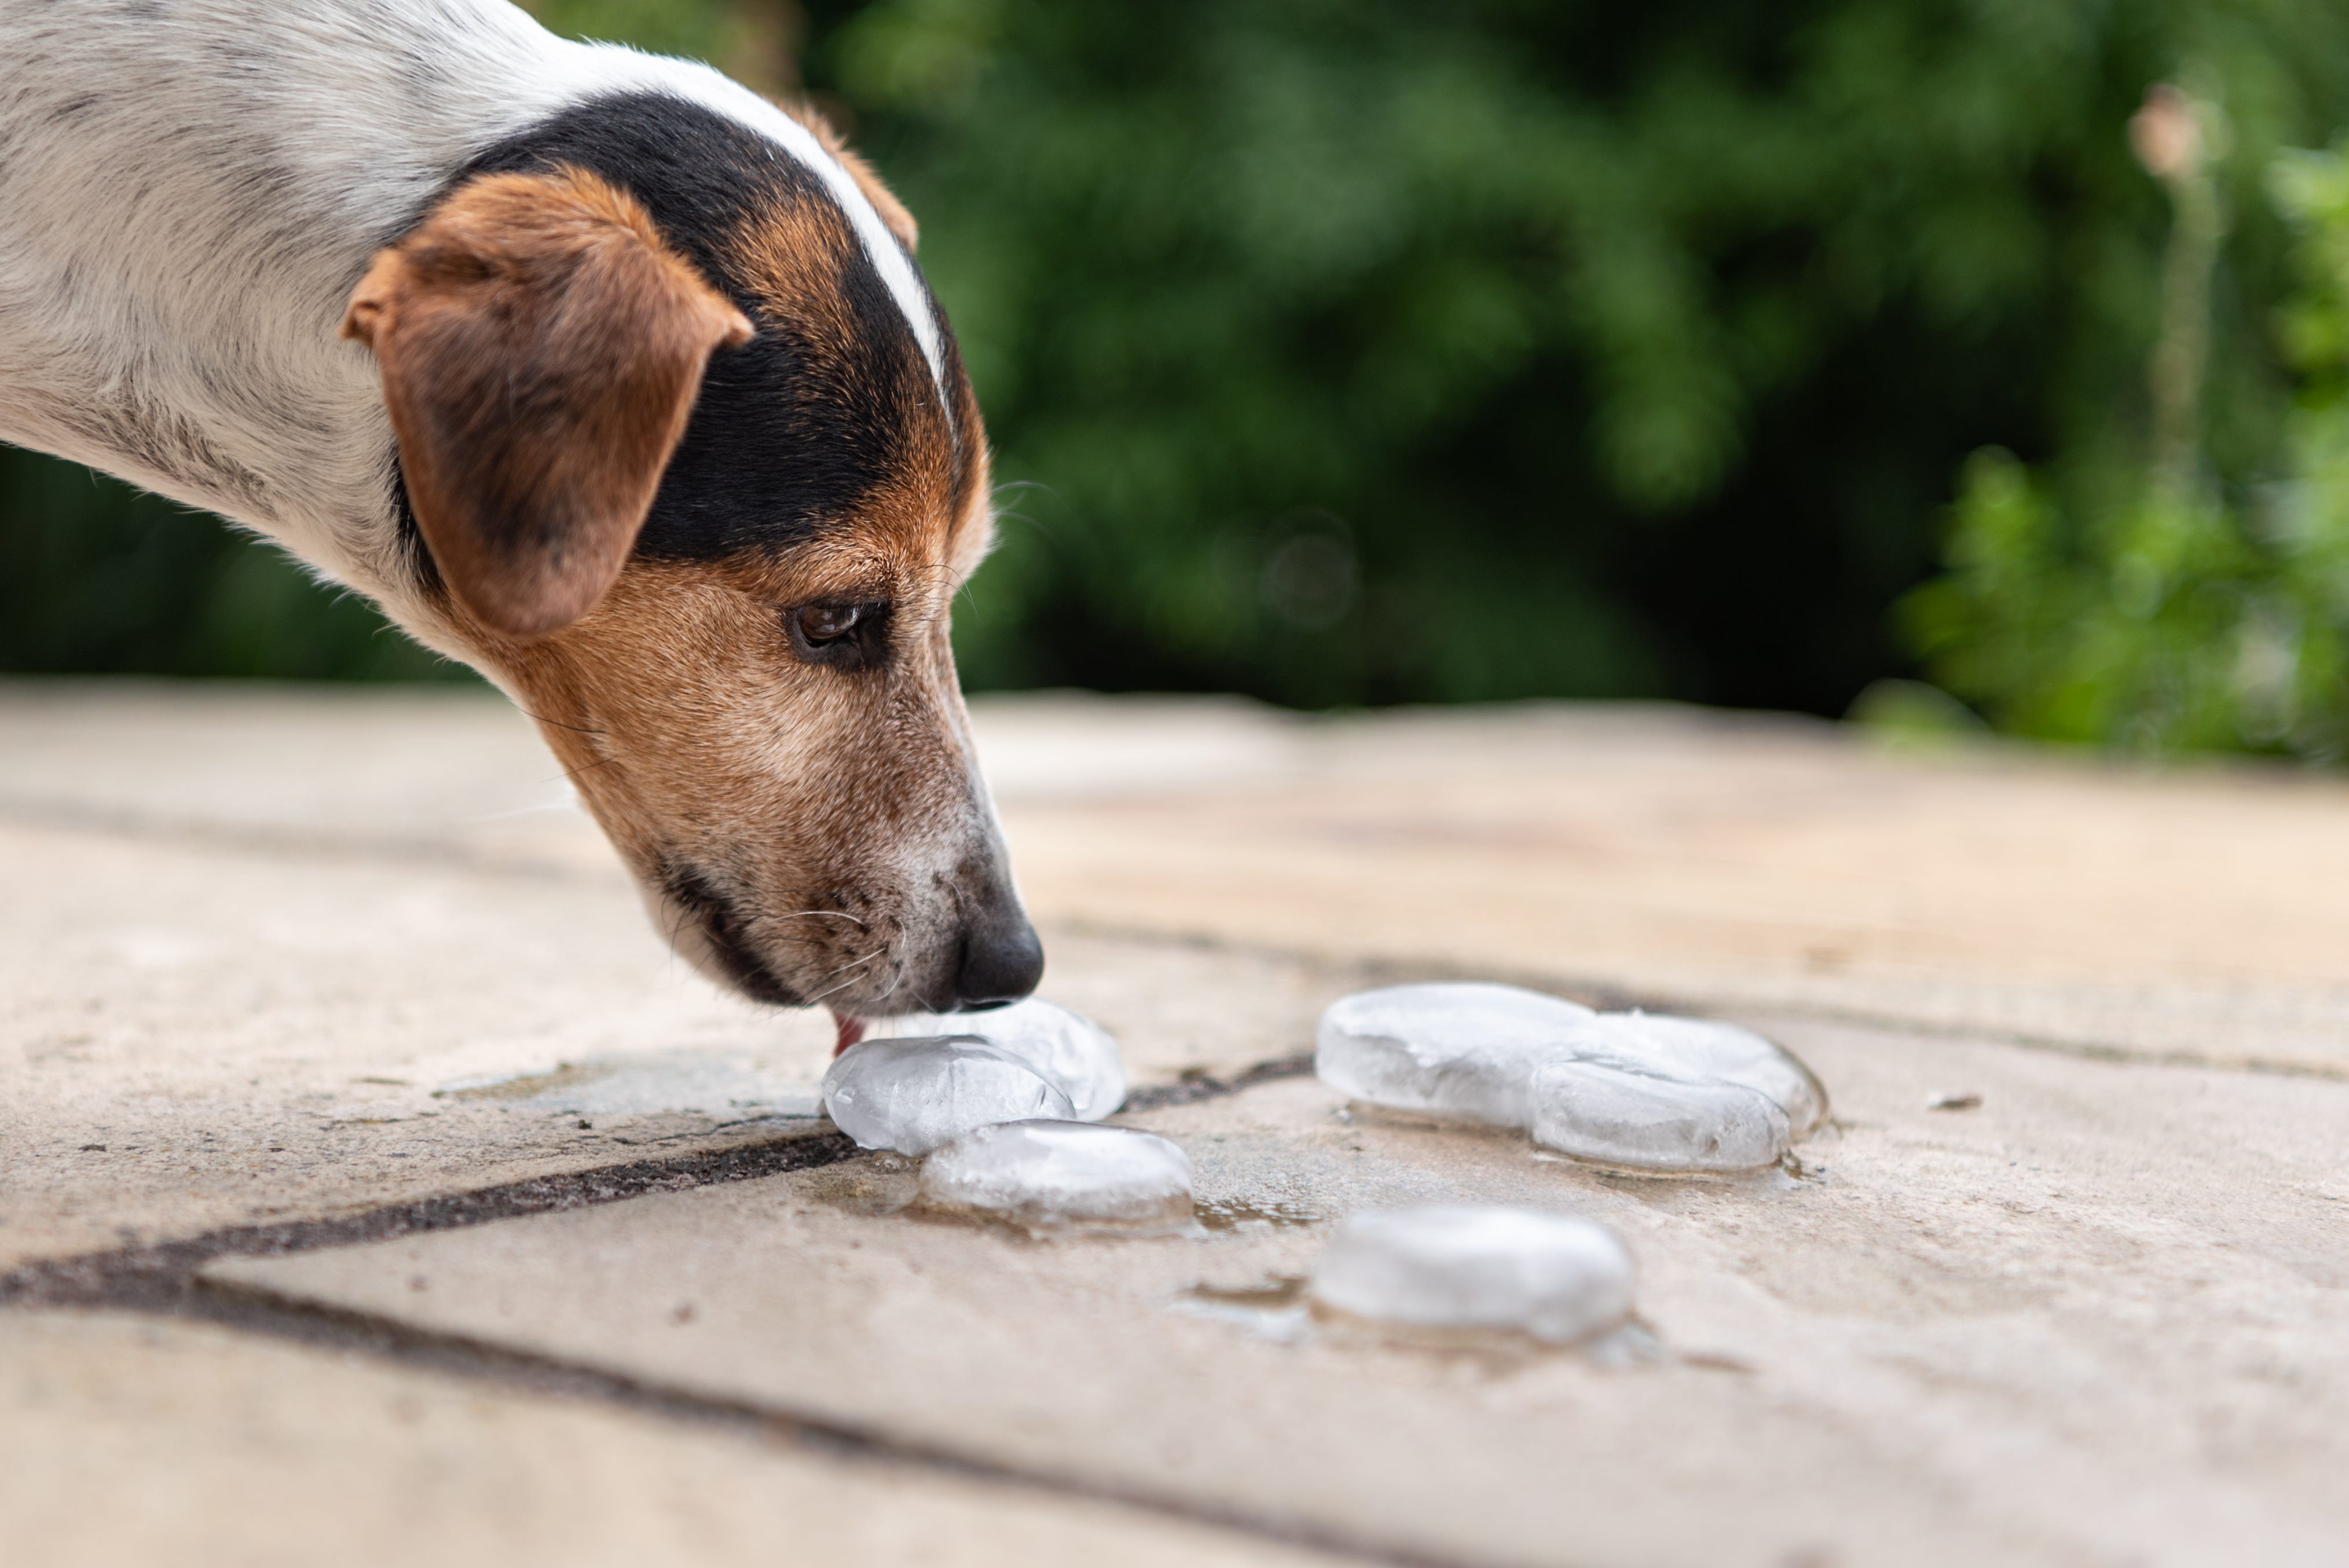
[871,998,1126,1120]
[1529,1058,1791,1171]
[1573,1012,1827,1137]
[919,1120,1193,1231]
[822,1036,1074,1156]
[1309,1205,1634,1344]
[1315,983,1597,1127]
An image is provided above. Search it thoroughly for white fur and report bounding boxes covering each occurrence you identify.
[0,0,939,652]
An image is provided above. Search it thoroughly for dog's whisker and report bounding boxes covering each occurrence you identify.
[811,948,882,982]
[556,752,624,786]
[803,951,883,1004]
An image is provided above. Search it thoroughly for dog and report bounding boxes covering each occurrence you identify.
[0,0,1043,1036]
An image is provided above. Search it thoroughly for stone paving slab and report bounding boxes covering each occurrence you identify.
[13,679,2349,1567]
[210,1016,2349,1568]
[1,1309,1343,1568]
[0,678,603,874]
[0,814,820,1269]
[983,699,2349,1075]
[0,805,1342,1269]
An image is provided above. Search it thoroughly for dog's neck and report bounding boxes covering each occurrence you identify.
[0,0,925,660]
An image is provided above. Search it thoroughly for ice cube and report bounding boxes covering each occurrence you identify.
[919,1120,1194,1232]
[822,1036,1074,1156]
[1309,1205,1634,1344]
[1315,983,1598,1127]
[871,998,1126,1120]
[1570,1012,1827,1137]
[1317,981,1829,1174]
[1529,1058,1792,1171]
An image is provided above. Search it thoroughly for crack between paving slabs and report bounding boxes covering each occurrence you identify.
[1,1053,1318,1309]
[0,1052,1511,1568]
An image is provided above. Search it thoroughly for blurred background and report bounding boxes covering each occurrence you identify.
[11,0,2349,758]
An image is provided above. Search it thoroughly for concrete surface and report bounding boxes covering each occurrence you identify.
[985,696,2349,1076]
[0,1310,1343,1568]
[9,678,2349,1566]
[208,1032,2349,1568]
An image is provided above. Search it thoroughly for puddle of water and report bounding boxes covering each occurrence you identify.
[435,1052,824,1119]
[1171,1276,1314,1343]
[802,1155,923,1217]
[1189,1275,1311,1310]
[1194,1197,1321,1233]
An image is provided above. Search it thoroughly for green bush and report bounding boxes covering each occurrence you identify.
[1907,125,2349,760]
[0,458,460,681]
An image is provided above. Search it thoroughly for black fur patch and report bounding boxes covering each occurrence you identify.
[434,91,966,565]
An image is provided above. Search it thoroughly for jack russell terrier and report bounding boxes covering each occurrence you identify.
[0,0,1044,1039]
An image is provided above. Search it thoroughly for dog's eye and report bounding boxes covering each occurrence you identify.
[784,600,891,670]
[795,604,860,643]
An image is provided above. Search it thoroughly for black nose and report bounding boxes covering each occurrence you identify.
[951,908,1044,1011]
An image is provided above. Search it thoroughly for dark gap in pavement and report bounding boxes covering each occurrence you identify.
[1,1130,863,1311]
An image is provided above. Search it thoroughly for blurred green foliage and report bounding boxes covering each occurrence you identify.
[8,0,2349,724]
[809,0,2349,713]
[0,462,460,679]
[1908,132,2349,759]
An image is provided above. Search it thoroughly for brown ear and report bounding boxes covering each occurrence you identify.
[342,167,754,639]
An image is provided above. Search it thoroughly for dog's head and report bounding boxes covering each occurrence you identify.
[338,97,1039,1020]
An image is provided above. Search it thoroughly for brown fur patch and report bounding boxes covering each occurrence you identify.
[498,543,989,1010]
[783,99,919,252]
[727,190,863,367]
[342,167,754,640]
[724,185,981,572]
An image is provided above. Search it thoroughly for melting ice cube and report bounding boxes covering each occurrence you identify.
[1315,983,1597,1127]
[919,1120,1194,1232]
[1529,1060,1791,1172]
[1566,1012,1827,1138]
[1314,984,1827,1173]
[1309,1205,1634,1344]
[871,998,1127,1120]
[822,1036,1074,1156]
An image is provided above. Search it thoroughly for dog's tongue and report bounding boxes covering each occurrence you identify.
[831,1012,868,1056]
